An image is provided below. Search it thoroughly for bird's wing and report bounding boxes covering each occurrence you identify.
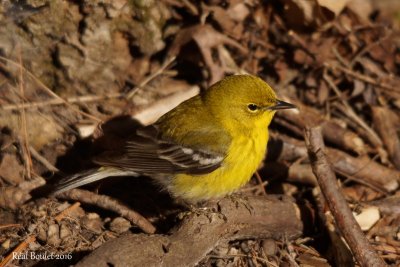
[93,125,227,175]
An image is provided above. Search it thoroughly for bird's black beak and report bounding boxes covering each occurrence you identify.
[268,99,297,110]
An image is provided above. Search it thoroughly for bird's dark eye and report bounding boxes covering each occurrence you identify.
[247,103,258,112]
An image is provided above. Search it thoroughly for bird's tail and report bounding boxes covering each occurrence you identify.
[52,167,138,195]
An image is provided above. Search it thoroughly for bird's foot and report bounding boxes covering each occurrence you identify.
[225,193,254,214]
[178,201,227,222]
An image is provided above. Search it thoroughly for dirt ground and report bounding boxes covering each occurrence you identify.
[0,0,400,266]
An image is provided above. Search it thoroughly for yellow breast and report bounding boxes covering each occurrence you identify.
[169,128,269,202]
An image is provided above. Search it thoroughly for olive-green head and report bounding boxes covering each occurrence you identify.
[203,74,296,131]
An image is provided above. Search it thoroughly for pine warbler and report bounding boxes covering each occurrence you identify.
[53,75,296,202]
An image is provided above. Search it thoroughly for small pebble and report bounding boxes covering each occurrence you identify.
[59,223,72,239]
[47,224,61,246]
[82,214,103,234]
[109,217,131,234]
[261,239,277,256]
[1,239,10,249]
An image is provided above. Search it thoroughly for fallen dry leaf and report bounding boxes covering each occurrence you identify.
[168,24,247,83]
[279,0,350,29]
[0,154,24,185]
[354,206,380,231]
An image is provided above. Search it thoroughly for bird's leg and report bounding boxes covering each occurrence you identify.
[177,199,227,222]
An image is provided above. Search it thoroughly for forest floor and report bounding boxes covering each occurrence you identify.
[0,0,400,266]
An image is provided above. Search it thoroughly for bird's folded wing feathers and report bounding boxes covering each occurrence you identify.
[93,125,227,175]
[52,168,139,195]
[52,125,228,195]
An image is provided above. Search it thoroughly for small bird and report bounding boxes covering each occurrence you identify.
[53,75,296,202]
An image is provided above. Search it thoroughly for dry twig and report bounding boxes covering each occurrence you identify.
[325,63,399,95]
[276,99,366,154]
[0,235,36,267]
[271,133,398,192]
[254,171,267,195]
[1,92,122,111]
[0,56,102,122]
[305,127,386,267]
[55,189,156,234]
[17,47,32,180]
[372,107,400,169]
[0,224,22,230]
[126,56,176,99]
[323,73,383,149]
[55,202,81,222]
[29,146,60,173]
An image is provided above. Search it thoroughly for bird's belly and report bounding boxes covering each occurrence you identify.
[170,131,268,202]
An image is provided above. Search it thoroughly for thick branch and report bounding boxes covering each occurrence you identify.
[76,195,303,267]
